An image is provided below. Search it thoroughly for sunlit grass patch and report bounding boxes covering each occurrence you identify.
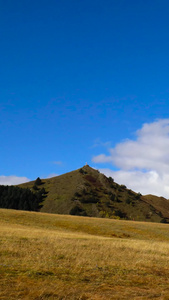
[1,209,169,299]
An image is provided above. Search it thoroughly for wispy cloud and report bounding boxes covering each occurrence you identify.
[91,138,111,149]
[92,119,169,198]
[0,175,30,185]
[46,173,58,178]
[52,161,62,165]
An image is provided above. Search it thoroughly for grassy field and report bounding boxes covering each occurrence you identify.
[1,209,169,299]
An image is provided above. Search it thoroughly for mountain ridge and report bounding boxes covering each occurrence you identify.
[19,165,169,223]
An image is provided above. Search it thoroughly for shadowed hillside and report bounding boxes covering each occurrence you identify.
[19,165,169,223]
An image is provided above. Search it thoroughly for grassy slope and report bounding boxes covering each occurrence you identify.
[19,165,169,223]
[1,209,169,299]
[143,194,169,219]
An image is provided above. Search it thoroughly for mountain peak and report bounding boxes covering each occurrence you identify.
[18,166,169,223]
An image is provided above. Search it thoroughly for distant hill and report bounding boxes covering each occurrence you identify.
[18,165,169,223]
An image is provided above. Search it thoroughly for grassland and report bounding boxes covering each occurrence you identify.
[1,209,169,299]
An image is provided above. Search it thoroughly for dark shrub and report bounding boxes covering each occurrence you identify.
[160,218,167,223]
[120,184,127,189]
[33,184,38,191]
[114,209,126,218]
[110,193,116,201]
[136,192,142,199]
[125,198,132,204]
[69,205,86,216]
[35,177,42,185]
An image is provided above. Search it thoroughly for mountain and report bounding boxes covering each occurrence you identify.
[18,165,169,223]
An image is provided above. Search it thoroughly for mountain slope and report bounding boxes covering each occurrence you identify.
[19,165,169,223]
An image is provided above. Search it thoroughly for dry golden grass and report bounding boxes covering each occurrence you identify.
[1,209,169,299]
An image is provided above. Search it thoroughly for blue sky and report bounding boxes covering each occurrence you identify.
[1,0,169,197]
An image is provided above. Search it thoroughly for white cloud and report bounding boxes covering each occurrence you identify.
[0,176,30,185]
[98,168,169,198]
[93,154,113,163]
[92,119,169,198]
